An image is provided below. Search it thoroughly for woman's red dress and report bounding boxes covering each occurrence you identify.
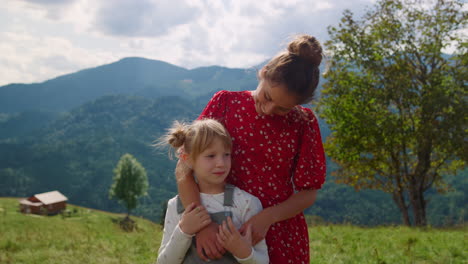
[199,90,326,264]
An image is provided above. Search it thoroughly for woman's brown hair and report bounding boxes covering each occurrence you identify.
[262,34,323,104]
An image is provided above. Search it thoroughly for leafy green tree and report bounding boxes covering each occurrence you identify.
[318,0,467,226]
[109,153,149,218]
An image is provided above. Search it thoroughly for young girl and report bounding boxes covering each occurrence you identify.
[177,34,327,264]
[156,119,269,264]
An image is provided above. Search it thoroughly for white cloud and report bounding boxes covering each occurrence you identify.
[1,0,378,86]
[0,31,114,84]
[76,0,201,37]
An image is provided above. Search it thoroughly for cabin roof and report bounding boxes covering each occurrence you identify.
[19,199,43,206]
[33,191,68,205]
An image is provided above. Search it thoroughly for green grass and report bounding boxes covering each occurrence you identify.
[309,225,467,264]
[0,198,162,264]
[1,198,466,264]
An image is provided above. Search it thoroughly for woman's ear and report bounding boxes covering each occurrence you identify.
[259,66,267,79]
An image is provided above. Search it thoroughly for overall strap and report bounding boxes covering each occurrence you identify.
[176,195,185,214]
[223,184,235,207]
[180,185,238,263]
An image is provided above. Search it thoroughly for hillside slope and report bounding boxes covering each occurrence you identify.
[0,198,161,264]
[1,198,465,264]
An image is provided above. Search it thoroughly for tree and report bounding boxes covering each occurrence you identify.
[317,0,467,226]
[109,153,149,218]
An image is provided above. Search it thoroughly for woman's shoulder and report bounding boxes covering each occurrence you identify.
[204,90,253,113]
[211,90,252,100]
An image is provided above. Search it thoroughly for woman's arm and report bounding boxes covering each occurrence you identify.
[176,160,201,207]
[265,188,317,223]
[240,189,318,244]
[240,109,326,243]
[175,161,226,260]
[177,90,230,260]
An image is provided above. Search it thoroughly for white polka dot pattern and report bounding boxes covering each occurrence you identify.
[198,90,326,264]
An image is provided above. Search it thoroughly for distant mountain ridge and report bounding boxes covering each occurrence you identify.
[0,57,258,113]
[0,56,464,226]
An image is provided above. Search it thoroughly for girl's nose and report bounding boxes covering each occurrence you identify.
[216,156,225,167]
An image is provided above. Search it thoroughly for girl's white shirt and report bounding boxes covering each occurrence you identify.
[156,187,269,264]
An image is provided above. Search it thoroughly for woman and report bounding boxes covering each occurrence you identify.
[177,34,326,264]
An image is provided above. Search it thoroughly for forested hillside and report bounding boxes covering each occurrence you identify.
[0,57,465,226]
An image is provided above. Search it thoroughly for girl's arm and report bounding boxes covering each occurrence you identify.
[176,161,226,260]
[156,198,193,264]
[217,218,269,264]
[217,194,269,264]
[240,189,318,244]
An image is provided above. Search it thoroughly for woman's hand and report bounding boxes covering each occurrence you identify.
[195,222,226,260]
[217,217,253,259]
[179,203,211,235]
[239,209,274,245]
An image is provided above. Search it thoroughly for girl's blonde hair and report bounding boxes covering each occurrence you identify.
[160,119,232,162]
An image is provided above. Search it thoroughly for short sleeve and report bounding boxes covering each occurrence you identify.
[293,109,326,191]
[198,90,230,124]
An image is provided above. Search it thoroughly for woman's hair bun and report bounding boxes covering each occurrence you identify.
[287,34,323,67]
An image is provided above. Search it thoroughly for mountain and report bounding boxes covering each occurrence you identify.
[0,57,465,226]
[0,94,206,220]
[0,57,258,113]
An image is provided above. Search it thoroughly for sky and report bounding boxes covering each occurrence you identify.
[1,0,381,86]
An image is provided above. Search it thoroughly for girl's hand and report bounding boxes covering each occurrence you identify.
[179,203,211,235]
[217,217,252,259]
[239,210,273,245]
[195,223,226,260]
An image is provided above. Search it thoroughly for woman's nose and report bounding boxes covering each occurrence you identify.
[264,102,275,115]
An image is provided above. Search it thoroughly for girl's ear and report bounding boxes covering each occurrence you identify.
[180,152,188,161]
[178,146,188,161]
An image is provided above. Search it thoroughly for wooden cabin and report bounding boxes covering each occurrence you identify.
[19,190,68,215]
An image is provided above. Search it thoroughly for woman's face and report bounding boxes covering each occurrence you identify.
[253,77,298,116]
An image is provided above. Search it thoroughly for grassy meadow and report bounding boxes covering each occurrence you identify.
[309,224,466,263]
[0,198,162,264]
[0,198,466,264]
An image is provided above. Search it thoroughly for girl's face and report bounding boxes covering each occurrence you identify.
[253,75,298,116]
[189,137,231,194]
